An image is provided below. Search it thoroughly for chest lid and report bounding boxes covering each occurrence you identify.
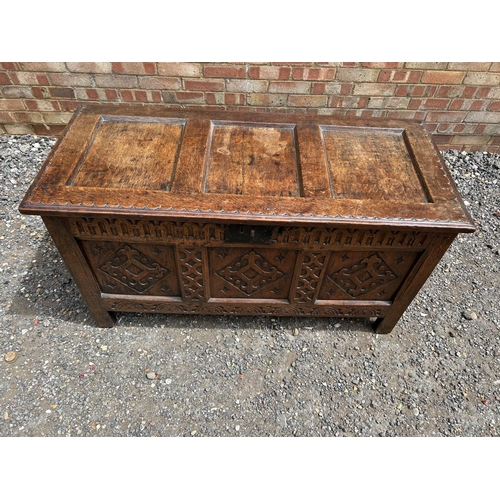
[19,104,475,232]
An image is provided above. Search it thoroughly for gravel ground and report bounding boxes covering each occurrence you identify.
[1,134,499,438]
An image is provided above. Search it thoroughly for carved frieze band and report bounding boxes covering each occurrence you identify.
[276,227,430,249]
[69,217,431,249]
[104,300,386,318]
[69,217,224,245]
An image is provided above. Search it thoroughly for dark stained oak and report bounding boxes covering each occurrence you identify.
[19,105,476,333]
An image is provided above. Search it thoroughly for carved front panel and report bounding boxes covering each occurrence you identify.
[209,248,296,299]
[318,251,421,301]
[80,240,181,297]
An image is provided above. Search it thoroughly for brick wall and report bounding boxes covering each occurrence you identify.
[1,62,499,152]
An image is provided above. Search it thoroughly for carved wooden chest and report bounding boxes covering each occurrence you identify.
[19,105,475,333]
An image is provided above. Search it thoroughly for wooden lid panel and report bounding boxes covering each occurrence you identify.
[68,116,185,191]
[204,122,300,197]
[321,126,429,203]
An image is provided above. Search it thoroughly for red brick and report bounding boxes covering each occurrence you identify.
[49,87,75,99]
[86,89,99,100]
[94,75,138,88]
[0,99,26,110]
[422,71,465,84]
[312,83,326,94]
[158,63,202,77]
[450,99,464,110]
[113,62,156,75]
[175,92,205,102]
[411,86,428,97]
[423,98,450,109]
[105,89,118,100]
[119,89,133,102]
[0,72,11,85]
[66,62,112,73]
[435,85,463,98]
[453,124,466,133]
[138,76,181,90]
[292,68,335,80]
[49,73,93,87]
[183,79,225,91]
[0,62,20,70]
[476,87,490,98]
[20,62,66,72]
[38,74,50,85]
[361,62,402,68]
[150,90,162,102]
[135,90,148,102]
[475,124,487,134]
[204,65,246,78]
[340,84,353,95]
[469,100,486,111]
[248,66,290,80]
[0,111,15,123]
[247,93,287,107]
[395,85,409,97]
[461,86,477,98]
[488,100,500,111]
[33,124,66,136]
[268,81,311,94]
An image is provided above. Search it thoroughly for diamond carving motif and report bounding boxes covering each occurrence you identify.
[216,250,285,296]
[98,244,170,293]
[329,253,398,298]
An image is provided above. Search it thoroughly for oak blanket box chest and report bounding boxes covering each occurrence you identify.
[19,105,475,333]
